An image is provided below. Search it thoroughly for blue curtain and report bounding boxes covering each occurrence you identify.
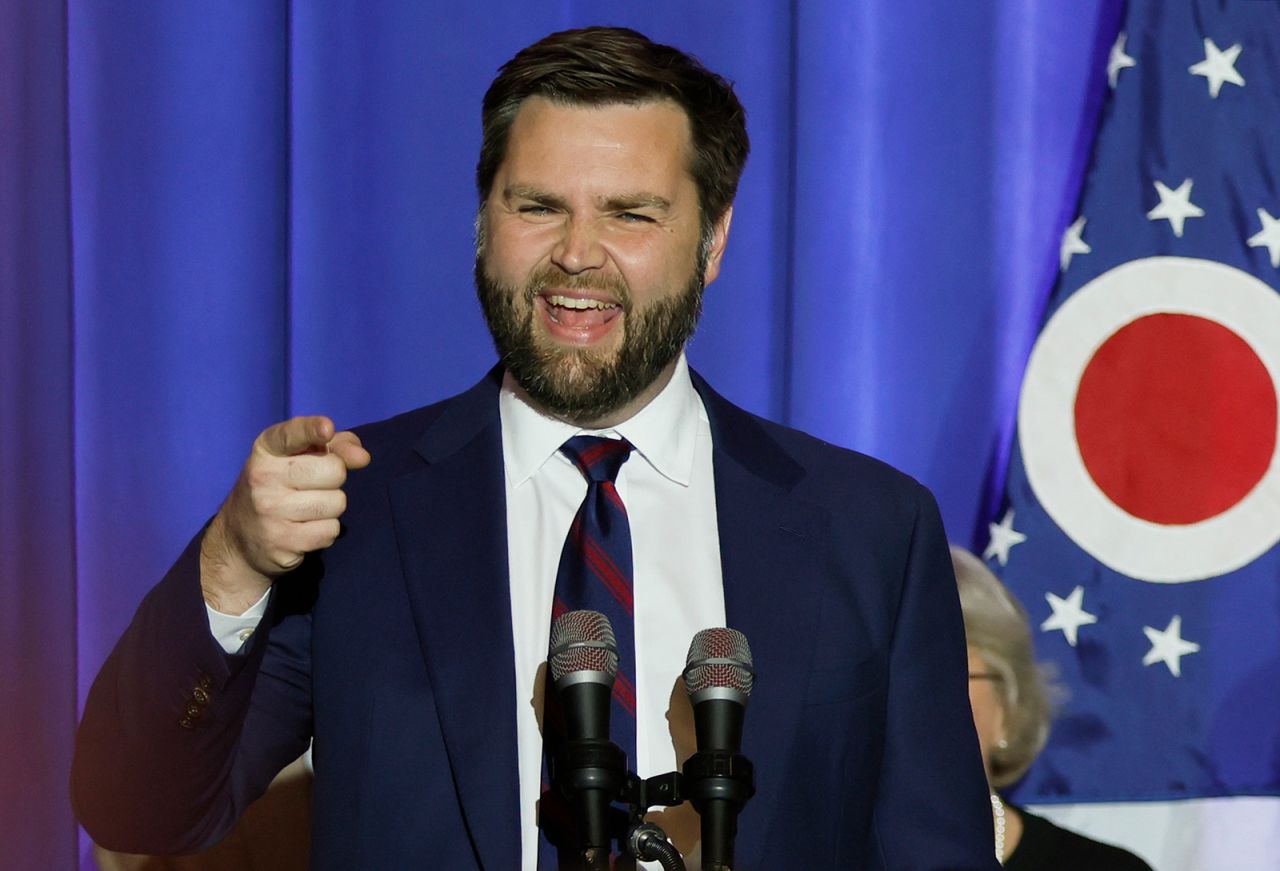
[0,2,1120,867]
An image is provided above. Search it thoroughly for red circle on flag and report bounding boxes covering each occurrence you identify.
[1074,313,1278,525]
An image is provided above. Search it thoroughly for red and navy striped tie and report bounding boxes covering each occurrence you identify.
[540,435,636,869]
[554,435,637,766]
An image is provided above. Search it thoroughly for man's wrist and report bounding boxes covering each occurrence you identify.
[199,516,272,615]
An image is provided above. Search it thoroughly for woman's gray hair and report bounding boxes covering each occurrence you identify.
[952,545,1055,788]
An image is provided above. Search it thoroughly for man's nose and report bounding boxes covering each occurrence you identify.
[551,216,607,274]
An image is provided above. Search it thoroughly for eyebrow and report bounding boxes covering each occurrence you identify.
[602,192,672,212]
[503,185,671,213]
[504,185,568,210]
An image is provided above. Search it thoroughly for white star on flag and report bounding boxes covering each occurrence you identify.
[1247,207,1280,268]
[1107,32,1136,88]
[1146,178,1204,237]
[1041,586,1098,647]
[1143,615,1200,677]
[983,509,1026,566]
[1188,37,1245,98]
[1060,216,1091,271]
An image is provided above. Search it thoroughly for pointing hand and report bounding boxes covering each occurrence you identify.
[199,416,371,614]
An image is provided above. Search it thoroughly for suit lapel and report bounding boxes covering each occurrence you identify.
[387,369,521,871]
[694,373,829,861]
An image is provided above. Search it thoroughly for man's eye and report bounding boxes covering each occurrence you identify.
[519,205,553,216]
[618,212,654,223]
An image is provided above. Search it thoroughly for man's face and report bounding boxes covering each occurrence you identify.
[476,96,731,425]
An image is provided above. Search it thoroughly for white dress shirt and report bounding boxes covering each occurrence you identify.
[207,353,725,870]
[502,353,724,869]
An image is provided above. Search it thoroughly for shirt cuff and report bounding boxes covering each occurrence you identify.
[206,588,271,654]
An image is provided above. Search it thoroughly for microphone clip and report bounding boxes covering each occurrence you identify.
[680,750,755,809]
[548,738,628,799]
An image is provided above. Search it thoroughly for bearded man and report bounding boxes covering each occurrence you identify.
[74,26,997,871]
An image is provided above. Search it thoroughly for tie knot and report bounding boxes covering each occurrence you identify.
[560,435,633,484]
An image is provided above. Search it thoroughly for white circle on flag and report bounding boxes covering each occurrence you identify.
[1019,256,1280,583]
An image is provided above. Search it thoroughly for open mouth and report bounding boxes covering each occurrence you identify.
[537,292,624,343]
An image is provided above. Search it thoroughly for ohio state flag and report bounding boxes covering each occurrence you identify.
[992,0,1280,829]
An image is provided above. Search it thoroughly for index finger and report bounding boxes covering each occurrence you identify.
[329,430,372,470]
[260,415,336,457]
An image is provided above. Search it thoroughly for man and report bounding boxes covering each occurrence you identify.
[74,27,997,870]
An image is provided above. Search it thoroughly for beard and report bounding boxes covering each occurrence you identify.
[475,249,707,424]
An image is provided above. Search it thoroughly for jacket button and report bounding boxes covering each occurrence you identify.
[179,717,195,730]
[185,702,202,718]
[192,687,210,704]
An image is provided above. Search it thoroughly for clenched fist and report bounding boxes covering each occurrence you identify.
[199,415,371,614]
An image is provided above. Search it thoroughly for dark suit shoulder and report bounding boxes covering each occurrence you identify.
[345,368,503,485]
[693,371,935,513]
[350,401,445,460]
[766,414,929,498]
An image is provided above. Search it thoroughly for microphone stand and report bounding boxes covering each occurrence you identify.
[548,753,689,870]
[680,751,755,871]
[549,737,627,871]
[558,751,754,870]
[620,771,687,871]
[618,748,756,871]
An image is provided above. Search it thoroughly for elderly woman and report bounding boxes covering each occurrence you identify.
[952,546,1153,870]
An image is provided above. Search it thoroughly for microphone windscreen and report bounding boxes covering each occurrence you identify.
[684,627,754,701]
[549,610,619,684]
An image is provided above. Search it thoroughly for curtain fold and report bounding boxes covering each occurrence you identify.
[0,2,78,867]
[67,1,292,725]
[788,0,1119,541]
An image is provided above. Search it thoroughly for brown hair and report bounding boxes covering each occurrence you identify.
[477,26,749,237]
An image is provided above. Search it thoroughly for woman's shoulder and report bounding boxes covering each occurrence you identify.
[1007,806,1154,871]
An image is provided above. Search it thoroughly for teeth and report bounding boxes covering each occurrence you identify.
[546,295,617,310]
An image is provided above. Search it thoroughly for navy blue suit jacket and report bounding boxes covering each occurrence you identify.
[75,368,998,870]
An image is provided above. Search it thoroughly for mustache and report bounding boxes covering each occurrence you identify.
[527,264,632,310]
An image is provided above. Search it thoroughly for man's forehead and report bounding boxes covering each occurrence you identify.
[506,95,692,148]
[498,96,696,187]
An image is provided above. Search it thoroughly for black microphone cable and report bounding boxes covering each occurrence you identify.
[629,822,687,871]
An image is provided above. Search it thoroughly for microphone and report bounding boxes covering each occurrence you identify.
[549,610,618,741]
[547,610,628,868]
[683,628,756,871]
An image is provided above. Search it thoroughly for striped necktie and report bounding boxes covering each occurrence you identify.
[539,435,637,868]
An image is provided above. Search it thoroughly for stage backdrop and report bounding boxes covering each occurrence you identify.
[4,1,1128,869]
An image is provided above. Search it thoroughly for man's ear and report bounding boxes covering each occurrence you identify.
[701,206,734,287]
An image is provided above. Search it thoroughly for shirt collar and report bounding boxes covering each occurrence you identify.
[500,353,703,488]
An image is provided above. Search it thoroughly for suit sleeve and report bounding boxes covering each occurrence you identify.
[72,530,315,855]
[872,488,1001,871]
